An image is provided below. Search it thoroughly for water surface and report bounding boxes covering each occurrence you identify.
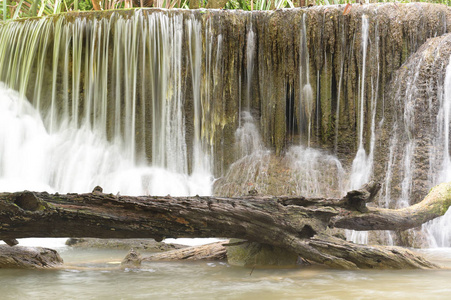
[1,246,451,300]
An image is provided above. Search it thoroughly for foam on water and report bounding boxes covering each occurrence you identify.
[0,82,213,247]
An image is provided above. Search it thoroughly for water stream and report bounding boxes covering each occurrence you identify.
[2,244,451,299]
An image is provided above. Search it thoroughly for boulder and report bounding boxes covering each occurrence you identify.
[121,249,142,268]
[226,239,300,268]
[0,245,63,269]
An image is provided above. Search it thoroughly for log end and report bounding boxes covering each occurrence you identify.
[14,191,41,211]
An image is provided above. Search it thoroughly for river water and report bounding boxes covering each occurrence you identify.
[0,244,451,299]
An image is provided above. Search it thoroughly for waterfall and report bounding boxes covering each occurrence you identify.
[246,23,255,111]
[334,20,346,153]
[423,55,451,247]
[349,14,372,191]
[346,14,379,244]
[0,82,211,196]
[0,11,215,196]
[346,15,371,245]
[299,13,314,147]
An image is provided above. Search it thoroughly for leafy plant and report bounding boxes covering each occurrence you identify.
[3,0,451,22]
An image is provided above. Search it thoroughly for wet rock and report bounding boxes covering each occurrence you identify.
[0,245,63,269]
[121,249,142,268]
[226,239,299,268]
[66,238,186,252]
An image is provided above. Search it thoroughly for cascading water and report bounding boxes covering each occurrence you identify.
[345,15,373,244]
[0,81,210,196]
[0,12,215,199]
[217,12,345,199]
[423,55,451,247]
[299,13,314,147]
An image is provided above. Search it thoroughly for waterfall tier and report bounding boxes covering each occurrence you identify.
[0,4,449,177]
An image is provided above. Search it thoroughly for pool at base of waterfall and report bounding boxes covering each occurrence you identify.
[1,245,451,299]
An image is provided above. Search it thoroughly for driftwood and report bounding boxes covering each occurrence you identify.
[1,182,451,269]
[144,241,228,261]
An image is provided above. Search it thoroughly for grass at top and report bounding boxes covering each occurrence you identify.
[1,0,451,22]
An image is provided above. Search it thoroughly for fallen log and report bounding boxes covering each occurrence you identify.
[144,241,228,261]
[1,182,450,269]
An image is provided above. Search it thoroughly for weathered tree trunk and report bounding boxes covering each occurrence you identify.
[144,241,228,261]
[1,182,451,269]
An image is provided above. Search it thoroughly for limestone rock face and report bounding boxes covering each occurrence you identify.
[0,245,63,269]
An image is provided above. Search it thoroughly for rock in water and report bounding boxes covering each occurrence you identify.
[226,239,299,268]
[0,245,63,269]
[121,249,142,268]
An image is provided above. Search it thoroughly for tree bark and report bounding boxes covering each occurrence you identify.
[0,182,450,269]
[144,241,227,261]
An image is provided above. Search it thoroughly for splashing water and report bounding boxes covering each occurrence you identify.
[0,81,213,247]
[423,55,451,247]
[0,82,212,196]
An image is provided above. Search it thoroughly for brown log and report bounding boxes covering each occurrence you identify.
[0,182,450,269]
[144,241,227,261]
[331,182,451,230]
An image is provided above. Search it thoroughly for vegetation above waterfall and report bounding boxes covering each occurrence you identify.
[2,0,451,22]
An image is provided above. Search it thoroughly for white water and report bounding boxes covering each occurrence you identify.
[299,13,314,146]
[346,15,372,244]
[424,55,451,247]
[0,83,211,196]
[349,15,372,192]
[246,25,255,111]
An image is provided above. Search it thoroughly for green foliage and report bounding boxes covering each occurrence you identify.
[2,0,451,22]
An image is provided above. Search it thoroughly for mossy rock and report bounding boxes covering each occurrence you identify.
[226,239,299,268]
[0,245,63,269]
